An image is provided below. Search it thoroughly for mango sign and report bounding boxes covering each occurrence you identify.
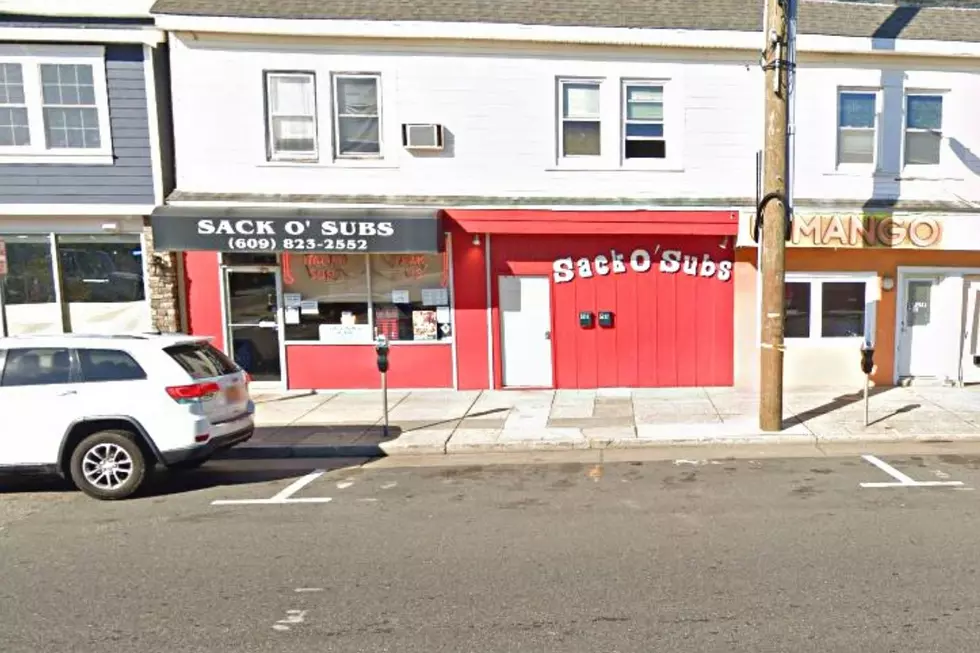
[790,214,942,248]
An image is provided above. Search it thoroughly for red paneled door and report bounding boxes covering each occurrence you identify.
[493,234,734,389]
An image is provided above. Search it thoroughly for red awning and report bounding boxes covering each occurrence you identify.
[442,209,739,236]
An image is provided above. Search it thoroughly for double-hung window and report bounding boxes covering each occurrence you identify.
[837,91,877,165]
[0,62,29,147]
[905,94,943,166]
[264,71,318,161]
[785,273,876,343]
[0,46,112,163]
[623,82,666,159]
[559,79,601,157]
[333,74,382,157]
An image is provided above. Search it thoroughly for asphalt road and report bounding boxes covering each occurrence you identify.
[3,446,980,653]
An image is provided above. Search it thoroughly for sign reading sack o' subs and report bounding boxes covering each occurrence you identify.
[553,247,733,284]
[149,208,442,254]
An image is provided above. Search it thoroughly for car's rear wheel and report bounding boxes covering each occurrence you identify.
[69,430,147,500]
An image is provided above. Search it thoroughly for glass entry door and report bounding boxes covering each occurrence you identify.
[224,268,283,383]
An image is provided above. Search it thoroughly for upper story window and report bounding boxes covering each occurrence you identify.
[905,94,943,166]
[0,45,112,164]
[333,74,382,158]
[264,71,318,162]
[623,82,666,159]
[0,62,29,146]
[837,90,877,166]
[559,79,601,157]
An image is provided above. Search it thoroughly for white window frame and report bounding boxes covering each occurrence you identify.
[0,44,113,165]
[836,88,879,170]
[557,78,602,159]
[264,70,318,163]
[785,272,878,346]
[622,79,667,163]
[903,91,944,168]
[332,73,383,160]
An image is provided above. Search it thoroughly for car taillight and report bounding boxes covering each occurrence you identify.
[166,381,221,402]
[195,433,210,443]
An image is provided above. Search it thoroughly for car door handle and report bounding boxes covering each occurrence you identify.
[58,390,77,396]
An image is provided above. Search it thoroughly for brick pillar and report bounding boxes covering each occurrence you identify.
[142,217,182,333]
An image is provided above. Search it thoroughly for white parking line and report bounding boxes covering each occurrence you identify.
[860,455,965,488]
[211,470,333,505]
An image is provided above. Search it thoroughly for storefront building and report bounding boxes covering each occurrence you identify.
[735,210,980,390]
[0,17,177,338]
[153,206,740,390]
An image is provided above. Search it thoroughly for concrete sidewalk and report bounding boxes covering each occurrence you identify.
[232,385,980,458]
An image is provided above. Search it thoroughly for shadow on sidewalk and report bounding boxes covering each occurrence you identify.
[791,387,920,425]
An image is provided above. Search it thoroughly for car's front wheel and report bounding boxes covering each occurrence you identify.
[69,430,148,500]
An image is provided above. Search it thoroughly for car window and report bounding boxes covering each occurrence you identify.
[0,347,73,387]
[78,349,147,383]
[165,342,239,380]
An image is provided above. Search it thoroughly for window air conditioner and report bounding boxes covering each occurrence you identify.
[401,123,445,150]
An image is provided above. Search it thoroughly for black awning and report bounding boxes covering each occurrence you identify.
[150,206,443,254]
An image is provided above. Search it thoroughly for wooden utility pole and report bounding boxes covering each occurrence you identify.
[759,0,794,431]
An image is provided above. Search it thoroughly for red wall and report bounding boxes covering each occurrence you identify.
[486,235,735,388]
[449,225,490,389]
[183,251,224,350]
[286,344,453,389]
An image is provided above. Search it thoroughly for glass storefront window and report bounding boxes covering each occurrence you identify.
[58,235,149,334]
[784,282,811,338]
[281,253,370,342]
[821,281,866,338]
[1,235,60,335]
[278,252,452,343]
[370,253,451,342]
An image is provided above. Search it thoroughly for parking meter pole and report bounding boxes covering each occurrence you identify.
[864,375,869,427]
[381,370,389,438]
[860,344,875,428]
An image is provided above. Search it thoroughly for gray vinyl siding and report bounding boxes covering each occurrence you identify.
[0,43,155,205]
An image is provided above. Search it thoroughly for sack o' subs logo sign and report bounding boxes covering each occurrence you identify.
[553,246,732,284]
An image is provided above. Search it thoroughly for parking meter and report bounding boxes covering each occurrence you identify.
[375,334,390,373]
[860,344,875,375]
[375,334,390,437]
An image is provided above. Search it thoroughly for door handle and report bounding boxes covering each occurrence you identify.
[58,390,77,396]
[258,320,277,329]
[544,330,551,340]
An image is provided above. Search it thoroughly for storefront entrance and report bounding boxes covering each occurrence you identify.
[897,276,944,379]
[222,267,283,383]
[499,275,553,388]
[895,267,980,386]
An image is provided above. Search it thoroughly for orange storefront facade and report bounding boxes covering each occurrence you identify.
[734,211,980,390]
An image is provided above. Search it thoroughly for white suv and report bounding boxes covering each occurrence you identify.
[0,334,255,500]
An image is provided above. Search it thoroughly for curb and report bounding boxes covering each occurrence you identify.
[219,431,980,460]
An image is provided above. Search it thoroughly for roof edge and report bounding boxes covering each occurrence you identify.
[153,15,764,51]
[152,15,980,56]
[0,0,156,19]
